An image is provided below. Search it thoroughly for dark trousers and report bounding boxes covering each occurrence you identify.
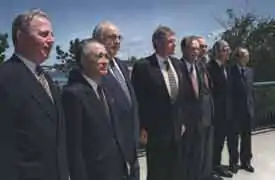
[213,122,236,167]
[231,117,253,165]
[199,126,214,179]
[182,128,203,180]
[146,139,182,180]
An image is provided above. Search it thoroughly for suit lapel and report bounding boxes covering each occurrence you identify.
[12,56,57,123]
[149,54,170,98]
[181,59,200,99]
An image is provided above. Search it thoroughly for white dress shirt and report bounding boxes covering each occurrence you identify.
[156,54,179,96]
[82,74,100,99]
[215,59,227,78]
[16,54,38,79]
[184,60,198,80]
[109,58,125,81]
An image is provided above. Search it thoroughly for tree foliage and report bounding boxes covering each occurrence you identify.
[219,9,275,81]
[55,38,81,72]
[0,33,9,63]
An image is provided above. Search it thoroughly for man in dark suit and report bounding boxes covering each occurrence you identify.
[0,9,68,180]
[92,21,140,180]
[196,37,222,180]
[63,38,132,180]
[207,40,235,178]
[132,26,185,180]
[231,47,255,173]
[180,36,212,180]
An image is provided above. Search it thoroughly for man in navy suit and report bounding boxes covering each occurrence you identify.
[92,21,140,180]
[231,47,255,173]
[0,9,68,180]
[132,26,185,180]
[63,38,132,180]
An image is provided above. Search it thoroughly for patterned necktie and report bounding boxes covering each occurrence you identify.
[35,66,54,102]
[164,60,178,101]
[97,85,110,118]
[189,64,199,98]
[109,60,131,104]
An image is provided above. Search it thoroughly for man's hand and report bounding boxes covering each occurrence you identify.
[140,128,148,145]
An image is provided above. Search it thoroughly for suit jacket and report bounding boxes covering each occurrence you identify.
[180,58,204,132]
[207,60,232,125]
[131,54,185,143]
[0,55,68,180]
[63,70,128,180]
[102,58,140,180]
[231,65,255,123]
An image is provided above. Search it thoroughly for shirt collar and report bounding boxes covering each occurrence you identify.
[82,73,98,93]
[215,59,224,67]
[16,53,37,75]
[182,58,194,72]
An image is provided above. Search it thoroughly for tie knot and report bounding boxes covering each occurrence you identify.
[164,60,170,70]
[109,60,115,68]
[35,66,44,76]
[189,64,195,74]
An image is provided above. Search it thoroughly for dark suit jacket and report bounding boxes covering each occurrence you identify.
[0,55,68,180]
[231,65,255,126]
[131,54,185,143]
[63,70,128,180]
[180,58,204,132]
[103,58,140,180]
[207,60,232,126]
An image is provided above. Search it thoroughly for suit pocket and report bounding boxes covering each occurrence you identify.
[17,162,43,180]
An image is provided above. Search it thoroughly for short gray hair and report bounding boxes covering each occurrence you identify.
[92,21,115,42]
[76,38,103,67]
[152,25,175,50]
[212,39,230,57]
[12,9,49,45]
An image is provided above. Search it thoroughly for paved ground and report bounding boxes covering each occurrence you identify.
[138,131,275,180]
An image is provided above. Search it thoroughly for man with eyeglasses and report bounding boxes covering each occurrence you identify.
[194,36,223,180]
[92,21,140,180]
[231,47,255,173]
[207,40,235,178]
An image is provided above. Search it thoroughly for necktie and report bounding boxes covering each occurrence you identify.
[164,60,178,101]
[241,68,245,77]
[35,66,54,102]
[221,65,227,79]
[109,60,131,104]
[97,85,110,118]
[189,64,199,98]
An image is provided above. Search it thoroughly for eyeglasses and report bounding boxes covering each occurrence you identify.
[221,47,231,53]
[94,52,109,60]
[106,34,123,41]
[200,44,208,49]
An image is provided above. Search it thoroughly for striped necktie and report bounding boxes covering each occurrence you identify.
[35,66,54,102]
[109,60,132,104]
[164,60,178,101]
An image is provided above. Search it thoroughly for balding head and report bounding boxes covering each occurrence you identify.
[92,21,122,58]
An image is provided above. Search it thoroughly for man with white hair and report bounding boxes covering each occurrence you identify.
[92,21,140,180]
[0,9,69,180]
[231,47,255,173]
